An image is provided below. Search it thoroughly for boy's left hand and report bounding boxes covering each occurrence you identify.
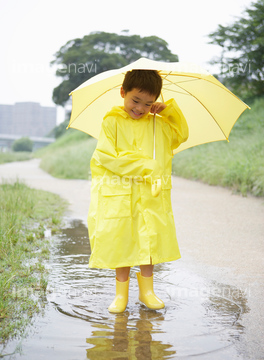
[150,102,167,114]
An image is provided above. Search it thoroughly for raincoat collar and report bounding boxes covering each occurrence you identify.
[104,106,151,121]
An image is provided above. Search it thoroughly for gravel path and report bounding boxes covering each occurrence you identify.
[1,158,263,359]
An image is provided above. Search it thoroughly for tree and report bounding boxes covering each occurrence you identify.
[51,32,178,106]
[12,137,33,152]
[208,0,264,98]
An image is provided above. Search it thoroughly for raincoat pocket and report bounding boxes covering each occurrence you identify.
[162,177,172,213]
[101,184,132,219]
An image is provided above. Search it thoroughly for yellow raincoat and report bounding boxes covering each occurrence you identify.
[88,99,189,269]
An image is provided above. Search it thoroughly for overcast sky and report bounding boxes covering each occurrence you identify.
[0,0,255,121]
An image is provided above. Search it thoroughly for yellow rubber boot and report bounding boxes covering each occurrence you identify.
[136,273,164,310]
[108,278,129,313]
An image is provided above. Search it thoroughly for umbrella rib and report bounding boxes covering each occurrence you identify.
[161,71,172,82]
[159,91,165,103]
[162,77,202,95]
[174,81,229,140]
[162,87,190,96]
[161,71,203,83]
[163,73,249,108]
[72,84,122,124]
[163,76,201,86]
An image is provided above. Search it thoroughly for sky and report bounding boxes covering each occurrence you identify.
[0,0,254,122]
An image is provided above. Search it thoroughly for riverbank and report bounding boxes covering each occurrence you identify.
[0,159,263,359]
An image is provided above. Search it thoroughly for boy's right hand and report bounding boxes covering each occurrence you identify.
[150,102,167,114]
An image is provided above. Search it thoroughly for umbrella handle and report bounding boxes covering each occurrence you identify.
[151,178,162,197]
[151,113,161,196]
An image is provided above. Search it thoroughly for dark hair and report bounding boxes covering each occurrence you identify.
[122,70,162,100]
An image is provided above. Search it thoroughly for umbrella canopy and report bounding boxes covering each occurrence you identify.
[68,57,250,154]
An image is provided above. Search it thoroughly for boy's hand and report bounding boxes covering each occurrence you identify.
[150,102,167,114]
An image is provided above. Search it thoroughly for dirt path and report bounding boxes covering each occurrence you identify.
[1,159,263,358]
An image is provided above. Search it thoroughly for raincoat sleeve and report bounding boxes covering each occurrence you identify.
[160,98,189,150]
[92,116,162,182]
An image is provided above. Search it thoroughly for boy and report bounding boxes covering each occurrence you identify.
[88,70,189,313]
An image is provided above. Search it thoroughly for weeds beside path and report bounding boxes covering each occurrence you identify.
[0,180,67,342]
[0,151,32,164]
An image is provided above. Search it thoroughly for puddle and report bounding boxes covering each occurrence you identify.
[2,219,249,359]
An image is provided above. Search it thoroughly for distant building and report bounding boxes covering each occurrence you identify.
[0,102,56,137]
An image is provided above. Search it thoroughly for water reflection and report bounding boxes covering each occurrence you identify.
[86,309,176,360]
[46,219,249,359]
[56,218,91,256]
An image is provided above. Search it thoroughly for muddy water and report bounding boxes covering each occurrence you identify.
[4,219,248,360]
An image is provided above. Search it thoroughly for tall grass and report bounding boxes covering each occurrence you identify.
[0,151,32,164]
[0,181,67,342]
[38,132,97,179]
[35,128,90,157]
[172,97,264,196]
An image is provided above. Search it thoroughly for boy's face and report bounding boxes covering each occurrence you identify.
[120,87,156,120]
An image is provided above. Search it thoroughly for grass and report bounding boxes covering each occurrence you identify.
[34,96,264,197]
[0,180,67,343]
[172,97,264,197]
[36,129,96,179]
[35,128,90,156]
[0,152,32,164]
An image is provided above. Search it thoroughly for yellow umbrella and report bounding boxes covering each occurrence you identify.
[68,57,250,154]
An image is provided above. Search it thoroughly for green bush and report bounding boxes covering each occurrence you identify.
[12,137,33,152]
